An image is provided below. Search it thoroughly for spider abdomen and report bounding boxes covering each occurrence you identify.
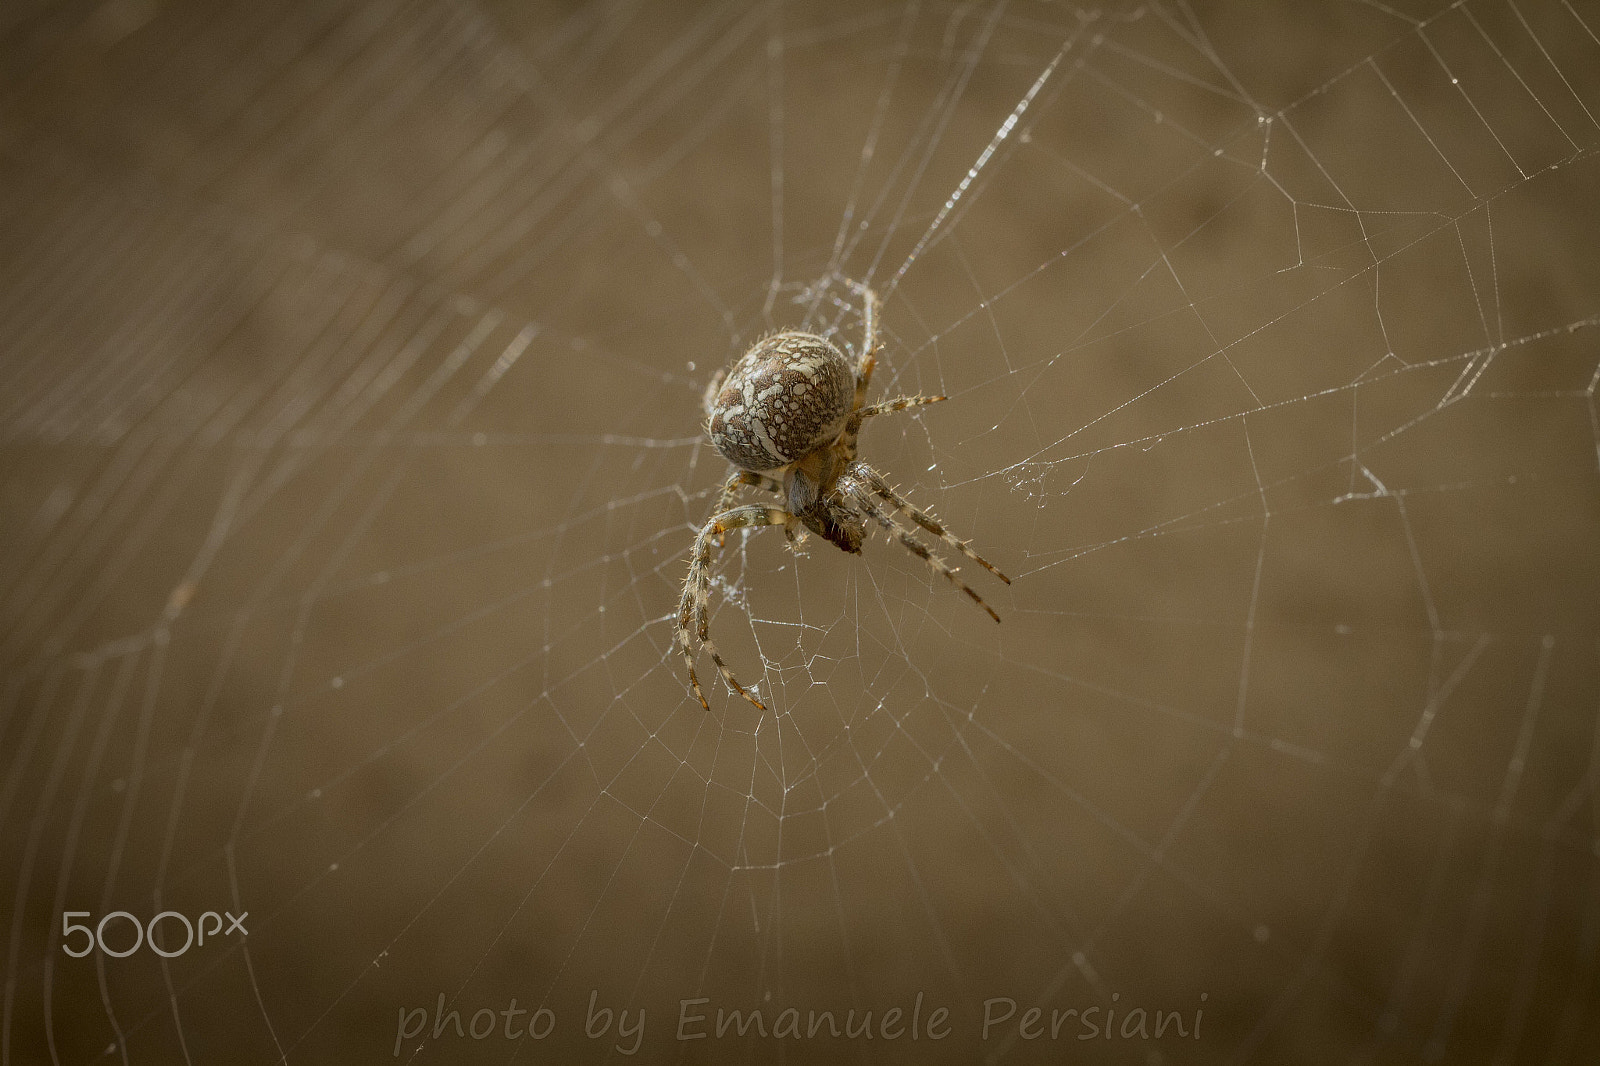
[707,331,854,471]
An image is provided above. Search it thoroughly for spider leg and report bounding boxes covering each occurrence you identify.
[846,282,880,404]
[851,491,1002,623]
[712,470,785,547]
[701,367,727,418]
[679,504,794,711]
[840,394,945,458]
[859,466,1011,584]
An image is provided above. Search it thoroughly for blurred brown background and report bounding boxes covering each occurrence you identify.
[1,0,1597,1062]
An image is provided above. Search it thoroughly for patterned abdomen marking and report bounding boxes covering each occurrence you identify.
[707,332,854,471]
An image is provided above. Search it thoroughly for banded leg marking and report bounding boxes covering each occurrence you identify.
[840,394,945,457]
[861,466,1010,584]
[712,470,785,547]
[679,504,792,711]
[855,495,1001,623]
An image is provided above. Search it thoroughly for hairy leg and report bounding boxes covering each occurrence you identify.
[845,282,880,406]
[851,491,1001,623]
[859,465,1010,584]
[839,394,945,458]
[679,504,794,711]
[711,470,785,547]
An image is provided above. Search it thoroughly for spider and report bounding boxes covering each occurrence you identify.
[679,284,1010,711]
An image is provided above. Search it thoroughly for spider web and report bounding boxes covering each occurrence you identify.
[2,0,1598,1062]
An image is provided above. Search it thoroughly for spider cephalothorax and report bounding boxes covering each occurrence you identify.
[680,284,1009,711]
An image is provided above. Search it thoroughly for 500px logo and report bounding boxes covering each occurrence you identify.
[60,911,248,958]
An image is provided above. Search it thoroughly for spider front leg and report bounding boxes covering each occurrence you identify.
[860,466,1010,584]
[853,493,1003,622]
[679,504,795,711]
